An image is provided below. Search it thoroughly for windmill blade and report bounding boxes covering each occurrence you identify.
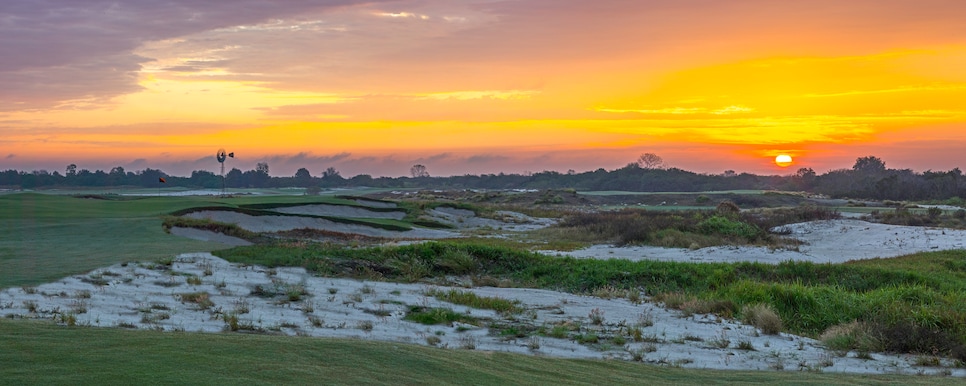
[228,152,234,158]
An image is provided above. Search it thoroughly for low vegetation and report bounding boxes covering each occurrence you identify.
[424,288,522,314]
[547,203,838,248]
[865,206,966,229]
[215,242,966,361]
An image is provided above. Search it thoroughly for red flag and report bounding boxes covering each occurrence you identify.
[159,177,166,183]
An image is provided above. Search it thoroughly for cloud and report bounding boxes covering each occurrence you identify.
[466,154,509,164]
[0,0,383,110]
[5,154,14,159]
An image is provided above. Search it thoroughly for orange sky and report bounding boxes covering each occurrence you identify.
[3,0,966,177]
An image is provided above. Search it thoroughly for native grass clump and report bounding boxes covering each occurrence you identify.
[216,242,966,360]
[547,203,838,249]
[864,206,966,229]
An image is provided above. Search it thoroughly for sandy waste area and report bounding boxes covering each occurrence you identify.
[3,213,966,376]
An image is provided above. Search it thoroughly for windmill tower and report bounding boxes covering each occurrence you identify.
[217,148,234,196]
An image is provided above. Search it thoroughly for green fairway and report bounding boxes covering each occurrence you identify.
[0,192,386,288]
[1,320,954,385]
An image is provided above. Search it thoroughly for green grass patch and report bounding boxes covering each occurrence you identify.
[0,193,233,288]
[0,192,436,288]
[403,306,480,326]
[3,319,950,385]
[425,288,522,314]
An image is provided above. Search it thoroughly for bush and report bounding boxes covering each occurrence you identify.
[716,201,740,215]
[742,303,783,335]
[697,215,760,240]
[820,321,881,352]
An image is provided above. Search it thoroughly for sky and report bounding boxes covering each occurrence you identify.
[3,0,966,178]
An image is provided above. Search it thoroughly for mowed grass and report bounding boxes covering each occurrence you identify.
[0,192,382,288]
[2,320,953,386]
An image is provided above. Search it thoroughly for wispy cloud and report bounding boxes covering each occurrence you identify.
[596,106,754,115]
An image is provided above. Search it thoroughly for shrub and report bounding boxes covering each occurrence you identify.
[588,307,605,325]
[697,215,760,240]
[819,321,881,352]
[716,201,741,215]
[742,303,782,335]
[178,292,214,310]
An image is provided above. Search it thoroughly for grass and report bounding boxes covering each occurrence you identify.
[0,193,230,288]
[15,319,949,385]
[404,306,480,326]
[548,205,836,248]
[0,192,449,288]
[425,288,522,314]
[215,241,966,360]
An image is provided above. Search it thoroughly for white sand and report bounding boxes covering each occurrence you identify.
[184,210,457,239]
[168,227,252,247]
[1,252,962,376]
[6,217,966,376]
[273,204,406,220]
[426,207,556,231]
[556,219,966,264]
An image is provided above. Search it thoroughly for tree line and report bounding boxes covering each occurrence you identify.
[2,155,964,202]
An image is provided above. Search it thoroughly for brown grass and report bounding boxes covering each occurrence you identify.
[742,303,783,335]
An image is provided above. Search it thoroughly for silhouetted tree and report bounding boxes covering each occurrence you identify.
[226,168,243,188]
[294,168,313,187]
[637,153,666,169]
[853,156,886,174]
[410,164,429,178]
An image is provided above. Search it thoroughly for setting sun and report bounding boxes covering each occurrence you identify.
[775,154,793,168]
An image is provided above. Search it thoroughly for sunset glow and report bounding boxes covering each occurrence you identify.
[4,1,966,177]
[775,155,793,168]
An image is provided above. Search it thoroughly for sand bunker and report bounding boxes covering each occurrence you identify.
[426,207,556,231]
[273,204,406,220]
[2,252,962,375]
[558,219,966,264]
[184,210,457,239]
[168,227,252,247]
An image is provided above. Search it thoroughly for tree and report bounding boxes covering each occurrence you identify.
[256,162,270,175]
[226,168,243,188]
[637,153,666,169]
[852,156,886,173]
[109,166,126,186]
[294,168,313,188]
[252,162,271,188]
[65,164,77,177]
[294,168,311,178]
[410,164,429,178]
[322,167,340,178]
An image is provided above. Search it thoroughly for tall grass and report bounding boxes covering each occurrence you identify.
[550,205,838,248]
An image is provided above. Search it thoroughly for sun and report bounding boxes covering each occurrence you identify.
[775,154,793,167]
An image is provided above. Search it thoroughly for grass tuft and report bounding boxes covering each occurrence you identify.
[741,303,783,335]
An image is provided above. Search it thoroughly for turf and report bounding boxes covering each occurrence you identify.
[0,193,403,288]
[1,320,954,385]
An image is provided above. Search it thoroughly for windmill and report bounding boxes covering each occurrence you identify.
[217,148,234,196]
